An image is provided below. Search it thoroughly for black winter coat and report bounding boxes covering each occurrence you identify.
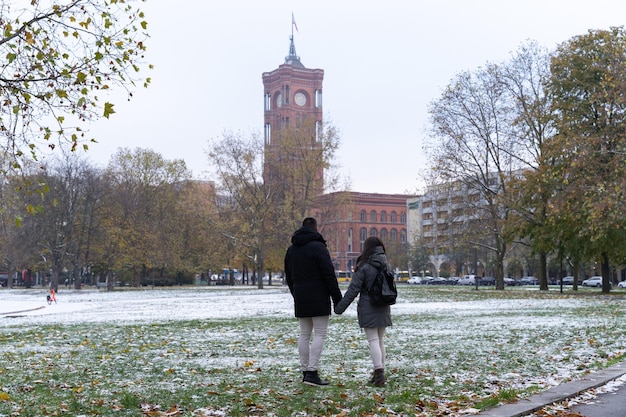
[284,226,342,317]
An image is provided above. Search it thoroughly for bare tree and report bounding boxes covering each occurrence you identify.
[426,64,518,289]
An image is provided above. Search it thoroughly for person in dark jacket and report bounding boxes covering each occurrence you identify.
[285,217,342,386]
[334,236,392,386]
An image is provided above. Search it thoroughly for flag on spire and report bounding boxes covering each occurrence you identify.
[292,12,299,32]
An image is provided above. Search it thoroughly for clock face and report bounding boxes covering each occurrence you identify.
[276,93,282,107]
[294,92,306,106]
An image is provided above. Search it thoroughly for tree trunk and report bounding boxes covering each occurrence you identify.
[539,252,548,290]
[601,252,611,293]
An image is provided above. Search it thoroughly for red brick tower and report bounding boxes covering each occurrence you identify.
[262,29,324,196]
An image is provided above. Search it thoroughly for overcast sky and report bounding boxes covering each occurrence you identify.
[85,0,626,195]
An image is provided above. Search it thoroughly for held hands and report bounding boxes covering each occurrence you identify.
[334,305,343,315]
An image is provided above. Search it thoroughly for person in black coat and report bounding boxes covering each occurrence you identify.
[285,217,342,386]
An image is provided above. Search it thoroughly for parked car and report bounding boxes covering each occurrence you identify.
[447,276,460,285]
[427,276,448,285]
[407,276,422,285]
[457,275,476,285]
[421,276,435,284]
[557,276,574,285]
[479,276,496,286]
[618,280,626,289]
[519,276,539,285]
[582,276,608,288]
[503,277,516,286]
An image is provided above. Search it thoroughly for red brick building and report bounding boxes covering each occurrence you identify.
[315,192,412,275]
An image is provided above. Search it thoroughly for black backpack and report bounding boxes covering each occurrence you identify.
[367,266,397,306]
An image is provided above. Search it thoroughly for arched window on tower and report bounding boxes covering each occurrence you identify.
[360,210,366,222]
[359,228,367,251]
[264,124,271,145]
[315,89,323,108]
[370,210,377,222]
[264,93,271,111]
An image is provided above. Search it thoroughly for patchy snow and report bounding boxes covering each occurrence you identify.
[0,287,294,323]
[1,287,598,325]
[1,286,625,416]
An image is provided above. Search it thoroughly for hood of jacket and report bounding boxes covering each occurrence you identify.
[290,226,326,247]
[367,246,388,269]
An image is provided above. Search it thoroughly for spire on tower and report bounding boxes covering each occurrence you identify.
[285,14,304,68]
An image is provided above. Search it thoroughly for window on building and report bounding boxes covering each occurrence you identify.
[380,228,388,242]
[348,228,353,252]
[370,210,377,222]
[381,211,387,222]
[400,229,406,243]
[390,229,397,241]
[370,228,378,237]
[264,123,271,145]
[360,210,366,222]
[315,89,323,108]
[400,212,406,223]
[390,212,397,223]
[359,228,367,252]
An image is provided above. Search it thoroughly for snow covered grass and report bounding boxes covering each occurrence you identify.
[0,285,625,416]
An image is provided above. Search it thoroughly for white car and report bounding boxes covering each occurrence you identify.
[457,275,476,285]
[407,276,422,284]
[618,281,626,288]
[582,276,606,287]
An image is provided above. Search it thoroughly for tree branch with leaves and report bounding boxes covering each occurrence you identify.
[0,0,151,173]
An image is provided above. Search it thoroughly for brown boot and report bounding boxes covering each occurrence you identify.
[372,368,386,386]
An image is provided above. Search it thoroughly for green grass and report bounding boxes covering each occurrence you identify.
[1,286,626,416]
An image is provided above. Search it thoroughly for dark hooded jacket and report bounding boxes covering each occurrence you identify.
[285,226,342,317]
[334,245,392,328]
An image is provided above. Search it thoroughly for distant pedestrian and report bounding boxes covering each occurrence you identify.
[285,217,342,386]
[47,288,57,305]
[334,236,393,386]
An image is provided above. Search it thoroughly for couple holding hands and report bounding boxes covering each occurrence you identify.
[285,217,392,387]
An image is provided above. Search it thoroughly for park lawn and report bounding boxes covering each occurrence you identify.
[0,285,625,416]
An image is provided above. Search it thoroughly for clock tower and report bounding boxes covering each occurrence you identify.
[262,33,324,196]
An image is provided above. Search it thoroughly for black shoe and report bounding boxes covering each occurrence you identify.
[303,370,329,386]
